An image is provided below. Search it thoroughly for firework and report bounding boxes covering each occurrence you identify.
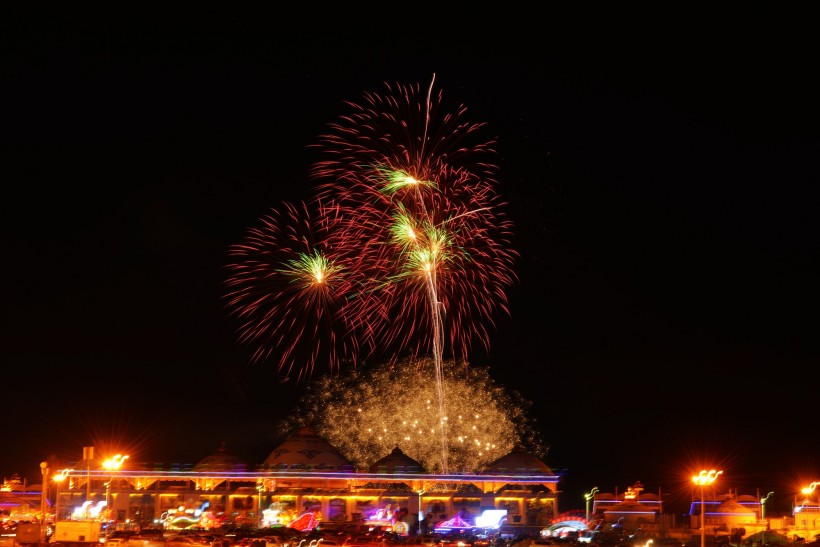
[310,78,517,367]
[224,76,517,472]
[223,201,362,381]
[309,76,517,471]
[277,357,546,474]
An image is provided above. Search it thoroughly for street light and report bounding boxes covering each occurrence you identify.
[83,446,94,519]
[692,470,722,547]
[799,483,819,540]
[760,491,774,520]
[418,489,425,535]
[760,492,773,546]
[801,482,819,497]
[584,487,599,523]
[52,469,70,523]
[40,462,49,542]
[102,454,129,526]
[257,483,264,530]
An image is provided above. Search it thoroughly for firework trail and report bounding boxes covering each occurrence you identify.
[225,75,517,472]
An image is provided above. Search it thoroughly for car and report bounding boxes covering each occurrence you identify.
[407,537,439,546]
[104,530,141,547]
[343,537,388,547]
[255,536,290,547]
[166,535,213,547]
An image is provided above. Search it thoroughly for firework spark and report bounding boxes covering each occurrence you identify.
[278,357,546,473]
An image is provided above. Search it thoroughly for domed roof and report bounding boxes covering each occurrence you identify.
[482,446,553,475]
[716,498,755,514]
[263,425,355,472]
[605,499,652,512]
[369,446,426,474]
[193,443,248,472]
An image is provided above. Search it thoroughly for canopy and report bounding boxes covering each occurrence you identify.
[435,515,473,531]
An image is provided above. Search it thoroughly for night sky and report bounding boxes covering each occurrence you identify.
[3,16,818,516]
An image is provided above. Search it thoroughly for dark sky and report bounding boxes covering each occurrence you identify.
[3,16,818,516]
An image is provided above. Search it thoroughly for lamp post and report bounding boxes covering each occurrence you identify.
[800,482,819,497]
[52,469,69,523]
[102,454,129,527]
[584,487,599,523]
[83,446,94,519]
[417,489,426,535]
[40,462,49,542]
[257,483,264,530]
[760,491,774,520]
[692,470,722,547]
[800,483,818,541]
[760,491,773,546]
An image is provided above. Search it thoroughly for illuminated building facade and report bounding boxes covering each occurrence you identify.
[0,475,41,522]
[592,482,662,530]
[589,484,816,543]
[49,427,561,533]
[793,483,820,542]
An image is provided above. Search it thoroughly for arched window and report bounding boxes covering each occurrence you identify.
[329,498,346,521]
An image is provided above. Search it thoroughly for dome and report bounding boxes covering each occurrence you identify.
[482,446,553,475]
[263,425,355,472]
[369,446,426,474]
[716,498,755,514]
[193,443,248,472]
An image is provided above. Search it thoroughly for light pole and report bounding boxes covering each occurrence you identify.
[760,491,773,546]
[800,483,818,541]
[584,487,599,523]
[40,462,49,543]
[257,483,264,530]
[692,470,722,547]
[760,491,774,520]
[102,454,129,527]
[418,489,425,535]
[83,446,94,519]
[800,482,819,497]
[52,469,69,523]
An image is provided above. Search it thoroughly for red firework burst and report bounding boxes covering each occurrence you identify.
[223,201,363,380]
[309,79,518,368]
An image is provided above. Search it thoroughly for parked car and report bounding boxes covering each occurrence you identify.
[344,537,389,547]
[407,537,439,546]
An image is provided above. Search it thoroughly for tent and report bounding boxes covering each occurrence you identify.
[435,515,473,532]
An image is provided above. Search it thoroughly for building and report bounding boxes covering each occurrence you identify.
[589,483,818,544]
[792,484,820,542]
[48,426,561,534]
[589,482,665,539]
[0,475,41,522]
